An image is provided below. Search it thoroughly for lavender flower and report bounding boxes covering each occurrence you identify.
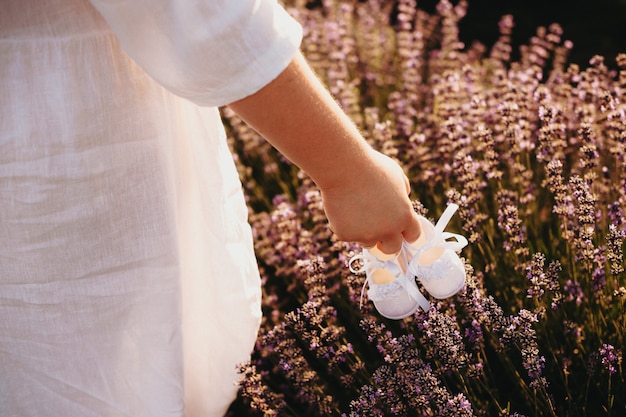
[606,223,625,275]
[262,323,337,414]
[589,343,623,376]
[563,320,585,348]
[501,309,548,391]
[525,252,563,309]
[417,307,469,373]
[237,363,287,415]
[489,15,514,65]
[598,344,623,375]
[446,189,487,245]
[346,385,385,416]
[577,123,600,183]
[224,1,626,415]
[569,175,598,271]
[497,190,529,262]
[472,123,502,181]
[563,279,585,305]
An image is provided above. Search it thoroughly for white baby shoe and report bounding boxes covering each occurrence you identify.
[349,245,430,319]
[406,203,468,299]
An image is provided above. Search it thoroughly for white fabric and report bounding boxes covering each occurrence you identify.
[0,1,302,416]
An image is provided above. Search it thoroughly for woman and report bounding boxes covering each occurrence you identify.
[0,1,421,415]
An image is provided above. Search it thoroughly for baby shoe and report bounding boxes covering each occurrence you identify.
[349,245,430,319]
[406,203,468,299]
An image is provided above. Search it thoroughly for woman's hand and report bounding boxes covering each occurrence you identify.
[319,150,421,254]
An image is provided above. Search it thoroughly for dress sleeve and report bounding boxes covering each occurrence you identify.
[88,0,303,107]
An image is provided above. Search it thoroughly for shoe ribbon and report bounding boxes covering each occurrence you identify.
[432,203,468,251]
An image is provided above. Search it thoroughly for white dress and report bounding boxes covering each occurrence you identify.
[0,1,302,416]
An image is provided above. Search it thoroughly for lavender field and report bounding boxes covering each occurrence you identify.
[224,1,625,415]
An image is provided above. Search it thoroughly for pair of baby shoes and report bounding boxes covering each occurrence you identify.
[348,203,468,319]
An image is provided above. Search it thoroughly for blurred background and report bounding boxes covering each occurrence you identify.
[418,0,626,68]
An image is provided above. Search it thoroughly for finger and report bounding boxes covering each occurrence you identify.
[376,238,403,255]
[401,211,422,244]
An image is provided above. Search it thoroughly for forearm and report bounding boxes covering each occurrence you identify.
[228,50,420,252]
[227,51,373,191]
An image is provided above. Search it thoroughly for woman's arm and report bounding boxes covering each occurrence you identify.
[228,51,420,254]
